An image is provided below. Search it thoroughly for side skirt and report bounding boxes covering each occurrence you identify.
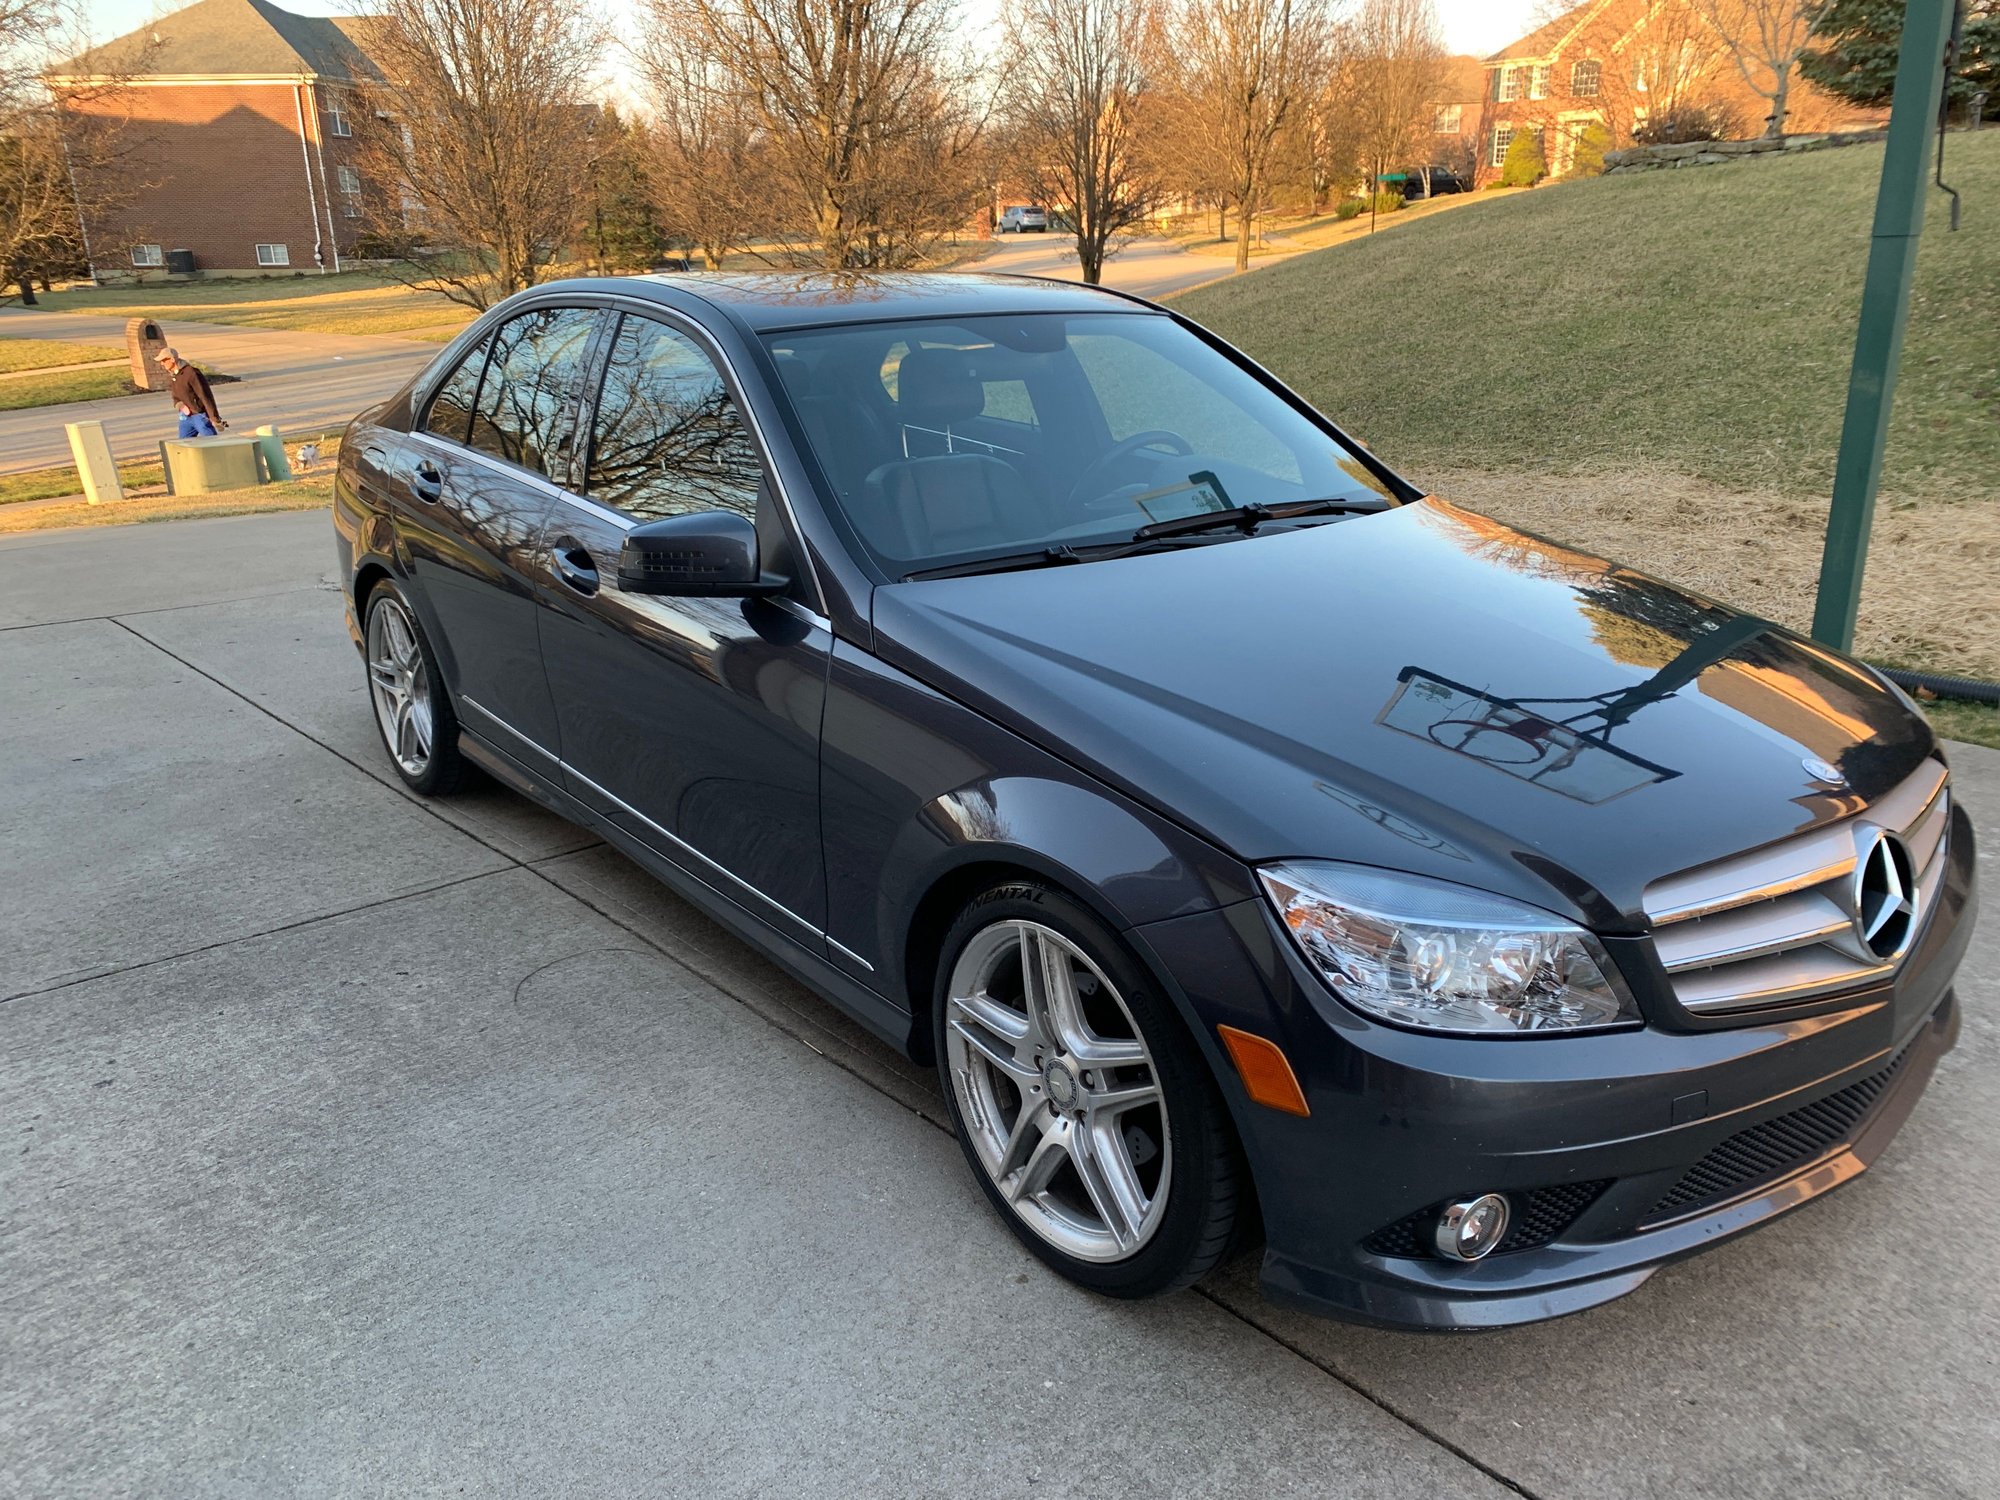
[459,730,919,1056]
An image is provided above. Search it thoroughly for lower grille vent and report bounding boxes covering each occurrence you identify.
[1365,1180,1610,1260]
[1643,1046,1913,1223]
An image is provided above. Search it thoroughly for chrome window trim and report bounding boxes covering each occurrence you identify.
[769,596,832,632]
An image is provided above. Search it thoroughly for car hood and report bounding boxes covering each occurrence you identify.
[871,498,1934,929]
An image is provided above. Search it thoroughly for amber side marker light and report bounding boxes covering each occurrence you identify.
[1216,1025,1310,1117]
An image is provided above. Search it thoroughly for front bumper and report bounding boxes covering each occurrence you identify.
[1129,801,1977,1331]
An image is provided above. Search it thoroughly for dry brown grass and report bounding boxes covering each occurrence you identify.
[1427,464,2000,682]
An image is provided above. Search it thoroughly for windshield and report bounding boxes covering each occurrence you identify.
[761,312,1397,578]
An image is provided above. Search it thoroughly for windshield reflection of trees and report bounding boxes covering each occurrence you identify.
[469,309,598,477]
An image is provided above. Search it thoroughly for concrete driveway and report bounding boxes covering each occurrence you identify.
[2,510,1995,1498]
[0,310,439,475]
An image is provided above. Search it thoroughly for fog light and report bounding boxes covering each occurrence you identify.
[1434,1194,1511,1261]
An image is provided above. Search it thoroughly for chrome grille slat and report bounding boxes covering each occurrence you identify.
[1645,757,1950,1017]
[1654,886,1852,973]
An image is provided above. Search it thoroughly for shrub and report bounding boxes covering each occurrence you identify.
[1370,187,1406,214]
[1570,123,1614,177]
[1334,197,1368,221]
[1498,129,1546,186]
[1633,103,1732,144]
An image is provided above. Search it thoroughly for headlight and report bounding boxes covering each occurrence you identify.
[1259,861,1639,1036]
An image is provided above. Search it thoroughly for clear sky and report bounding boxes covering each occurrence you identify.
[72,0,1546,65]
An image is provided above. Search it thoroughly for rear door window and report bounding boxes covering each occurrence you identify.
[465,306,601,480]
[421,333,489,444]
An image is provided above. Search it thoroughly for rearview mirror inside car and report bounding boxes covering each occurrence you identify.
[617,511,786,597]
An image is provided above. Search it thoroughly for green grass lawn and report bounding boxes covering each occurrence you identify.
[0,366,135,411]
[0,474,330,534]
[0,336,124,373]
[1173,131,2000,502]
[31,271,476,339]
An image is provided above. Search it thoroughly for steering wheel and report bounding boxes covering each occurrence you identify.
[1066,430,1194,509]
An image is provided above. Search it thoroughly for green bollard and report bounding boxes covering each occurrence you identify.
[253,424,292,483]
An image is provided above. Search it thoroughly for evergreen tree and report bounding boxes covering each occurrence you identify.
[586,108,670,272]
[1801,0,2000,115]
[1570,123,1613,177]
[1498,127,1545,187]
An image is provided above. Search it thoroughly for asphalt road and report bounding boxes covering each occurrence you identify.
[0,310,439,475]
[3,511,1996,1499]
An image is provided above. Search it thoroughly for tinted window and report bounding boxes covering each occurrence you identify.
[585,314,761,521]
[422,333,488,443]
[466,306,600,478]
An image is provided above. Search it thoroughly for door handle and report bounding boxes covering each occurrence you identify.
[410,458,443,504]
[552,537,599,596]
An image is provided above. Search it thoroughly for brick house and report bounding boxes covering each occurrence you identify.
[51,0,383,278]
[1428,54,1493,185]
[1477,0,1883,180]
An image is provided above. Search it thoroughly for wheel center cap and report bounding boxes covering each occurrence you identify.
[1043,1060,1078,1108]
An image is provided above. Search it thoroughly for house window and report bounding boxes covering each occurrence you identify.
[131,244,164,267]
[1491,126,1515,167]
[256,243,290,267]
[1572,60,1602,97]
[1433,103,1463,134]
[326,97,351,137]
[1499,67,1523,102]
[337,165,362,217]
[1531,65,1550,100]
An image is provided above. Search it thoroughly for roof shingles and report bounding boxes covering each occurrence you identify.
[57,0,382,81]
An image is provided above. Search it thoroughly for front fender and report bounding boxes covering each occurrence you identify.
[821,641,1253,1013]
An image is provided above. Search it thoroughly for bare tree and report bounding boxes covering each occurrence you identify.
[357,0,602,308]
[4,0,153,301]
[1350,0,1444,222]
[1000,0,1159,283]
[1155,0,1334,273]
[1693,0,1818,137]
[663,0,981,270]
[633,18,762,269]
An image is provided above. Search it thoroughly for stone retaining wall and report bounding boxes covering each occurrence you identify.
[1603,130,1888,173]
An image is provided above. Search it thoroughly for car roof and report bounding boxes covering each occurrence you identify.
[543,270,1151,332]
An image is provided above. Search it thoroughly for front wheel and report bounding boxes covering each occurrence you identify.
[934,882,1243,1298]
[364,580,466,796]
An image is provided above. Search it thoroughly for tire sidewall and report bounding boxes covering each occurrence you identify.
[932,880,1235,1298]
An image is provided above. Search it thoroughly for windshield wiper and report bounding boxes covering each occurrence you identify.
[1130,496,1380,543]
[900,497,1387,582]
[904,544,1110,581]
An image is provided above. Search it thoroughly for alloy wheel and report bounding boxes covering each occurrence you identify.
[944,919,1172,1262]
[367,594,435,778]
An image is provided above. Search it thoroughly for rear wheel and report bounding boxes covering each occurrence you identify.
[934,881,1242,1297]
[364,580,466,796]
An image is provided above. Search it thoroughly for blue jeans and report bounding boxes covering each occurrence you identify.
[178,413,217,438]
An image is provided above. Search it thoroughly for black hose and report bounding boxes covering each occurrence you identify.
[1879,666,2000,705]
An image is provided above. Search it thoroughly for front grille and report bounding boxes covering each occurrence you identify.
[1364,1180,1611,1260]
[1643,1045,1914,1223]
[1643,758,1950,1016]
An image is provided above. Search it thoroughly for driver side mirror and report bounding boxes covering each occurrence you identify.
[617,511,787,597]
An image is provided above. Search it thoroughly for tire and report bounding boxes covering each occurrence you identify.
[934,880,1242,1298]
[362,578,467,797]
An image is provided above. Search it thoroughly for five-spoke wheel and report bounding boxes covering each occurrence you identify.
[935,883,1243,1297]
[363,581,465,796]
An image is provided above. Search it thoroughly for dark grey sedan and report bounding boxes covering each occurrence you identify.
[334,273,1974,1329]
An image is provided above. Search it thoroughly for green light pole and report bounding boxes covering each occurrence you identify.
[1811,0,1958,651]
